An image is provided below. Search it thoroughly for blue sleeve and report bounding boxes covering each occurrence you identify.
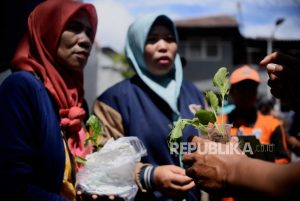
[97,81,130,122]
[0,73,68,201]
[97,82,126,108]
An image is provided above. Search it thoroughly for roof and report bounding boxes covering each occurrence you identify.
[175,15,238,28]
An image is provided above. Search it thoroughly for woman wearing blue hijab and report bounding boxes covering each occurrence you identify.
[94,14,205,201]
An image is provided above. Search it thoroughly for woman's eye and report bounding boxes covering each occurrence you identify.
[86,28,93,38]
[146,37,158,43]
[165,35,175,42]
[67,22,83,33]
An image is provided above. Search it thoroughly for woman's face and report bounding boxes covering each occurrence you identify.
[57,11,93,72]
[144,24,177,76]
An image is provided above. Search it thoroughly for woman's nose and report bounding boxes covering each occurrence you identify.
[157,39,168,51]
[78,31,92,50]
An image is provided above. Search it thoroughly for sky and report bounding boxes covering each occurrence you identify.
[85,0,300,53]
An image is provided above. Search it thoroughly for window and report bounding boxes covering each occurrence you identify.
[188,40,202,58]
[184,38,222,61]
[206,40,219,58]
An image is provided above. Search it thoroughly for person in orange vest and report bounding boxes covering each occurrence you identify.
[217,65,290,165]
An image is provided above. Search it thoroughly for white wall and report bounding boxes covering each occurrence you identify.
[84,47,124,113]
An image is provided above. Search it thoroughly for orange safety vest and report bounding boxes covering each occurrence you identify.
[218,112,289,201]
[217,112,289,164]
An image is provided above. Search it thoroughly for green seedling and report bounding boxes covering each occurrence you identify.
[85,114,104,151]
[168,67,230,148]
[75,114,104,164]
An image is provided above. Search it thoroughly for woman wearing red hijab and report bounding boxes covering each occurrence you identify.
[0,0,97,200]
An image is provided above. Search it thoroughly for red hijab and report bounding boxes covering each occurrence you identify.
[11,0,98,162]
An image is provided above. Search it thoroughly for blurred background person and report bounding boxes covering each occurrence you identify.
[218,65,289,164]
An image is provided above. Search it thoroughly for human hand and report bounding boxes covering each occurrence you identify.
[259,52,300,113]
[182,136,246,195]
[76,187,123,201]
[287,135,300,156]
[153,165,195,201]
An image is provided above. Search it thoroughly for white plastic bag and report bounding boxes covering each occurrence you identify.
[76,137,147,201]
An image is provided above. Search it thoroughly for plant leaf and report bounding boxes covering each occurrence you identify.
[191,118,199,127]
[213,67,230,97]
[198,124,208,134]
[195,109,216,125]
[205,91,219,113]
[86,115,103,136]
[75,156,87,164]
[167,119,193,148]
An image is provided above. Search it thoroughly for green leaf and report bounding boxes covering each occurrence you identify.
[167,119,193,148]
[198,124,208,134]
[86,115,103,136]
[212,67,230,126]
[195,109,216,125]
[205,91,219,113]
[213,67,230,97]
[75,156,87,164]
[84,137,90,148]
[190,118,208,134]
[191,118,200,127]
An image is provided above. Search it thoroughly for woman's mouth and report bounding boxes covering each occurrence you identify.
[74,51,89,61]
[157,57,171,65]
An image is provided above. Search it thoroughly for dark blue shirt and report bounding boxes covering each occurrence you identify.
[0,71,67,201]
